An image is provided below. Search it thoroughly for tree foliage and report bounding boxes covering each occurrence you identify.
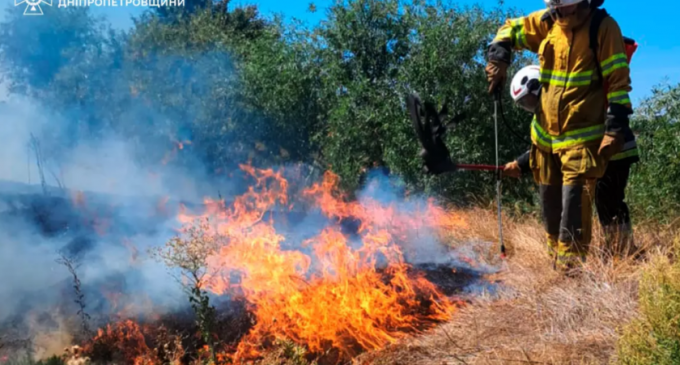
[311,0,536,208]
[627,82,680,224]
[2,0,674,215]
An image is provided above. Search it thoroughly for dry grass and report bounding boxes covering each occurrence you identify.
[4,206,676,365]
[356,207,677,365]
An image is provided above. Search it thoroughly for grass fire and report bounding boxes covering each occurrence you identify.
[3,0,679,363]
[162,165,464,363]
[0,163,474,365]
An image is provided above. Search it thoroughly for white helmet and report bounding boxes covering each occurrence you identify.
[544,0,587,8]
[510,65,541,112]
[510,65,540,102]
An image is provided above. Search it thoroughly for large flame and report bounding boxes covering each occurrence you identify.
[172,165,466,362]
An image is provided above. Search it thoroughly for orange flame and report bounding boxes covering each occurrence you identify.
[82,320,165,365]
[161,139,191,165]
[175,165,466,362]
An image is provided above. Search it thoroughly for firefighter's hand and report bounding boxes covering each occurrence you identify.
[598,133,624,162]
[502,160,522,178]
[485,61,509,95]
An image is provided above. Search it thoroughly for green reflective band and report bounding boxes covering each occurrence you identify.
[494,18,527,47]
[555,249,587,266]
[552,125,605,149]
[607,90,631,105]
[556,255,586,267]
[601,53,626,68]
[557,251,587,259]
[601,53,629,76]
[510,18,527,49]
[540,69,594,87]
[531,118,605,151]
[531,118,553,149]
[611,148,639,161]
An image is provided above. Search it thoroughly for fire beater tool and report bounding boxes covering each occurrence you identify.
[406,92,506,257]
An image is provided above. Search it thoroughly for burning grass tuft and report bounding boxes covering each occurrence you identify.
[161,166,463,363]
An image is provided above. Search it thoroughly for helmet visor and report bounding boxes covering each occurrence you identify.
[516,94,539,113]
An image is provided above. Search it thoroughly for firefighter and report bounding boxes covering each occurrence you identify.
[504,65,639,258]
[486,0,633,273]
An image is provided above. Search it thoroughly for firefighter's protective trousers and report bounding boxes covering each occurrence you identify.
[596,161,634,255]
[596,162,631,228]
[516,125,638,261]
[530,142,607,269]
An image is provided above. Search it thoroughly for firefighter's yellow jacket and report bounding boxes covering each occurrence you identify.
[489,7,633,153]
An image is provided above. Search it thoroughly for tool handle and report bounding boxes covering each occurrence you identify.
[456,163,505,171]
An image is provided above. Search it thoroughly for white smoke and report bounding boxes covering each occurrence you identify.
[0,94,204,327]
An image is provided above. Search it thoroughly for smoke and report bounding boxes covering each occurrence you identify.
[0,52,240,356]
[0,9,251,357]
[0,5,499,361]
[0,220,70,322]
[0,80,494,361]
[0,92,474,308]
[0,6,248,339]
[0,93,200,321]
[355,169,449,264]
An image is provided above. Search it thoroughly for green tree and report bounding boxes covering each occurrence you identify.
[627,82,680,223]
[236,19,325,165]
[125,2,323,170]
[0,0,546,211]
[0,6,104,93]
[311,0,536,207]
[0,5,128,158]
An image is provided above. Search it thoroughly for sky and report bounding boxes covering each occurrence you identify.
[2,0,679,105]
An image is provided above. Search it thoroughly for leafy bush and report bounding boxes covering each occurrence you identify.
[616,237,680,364]
[627,82,680,224]
[311,0,537,206]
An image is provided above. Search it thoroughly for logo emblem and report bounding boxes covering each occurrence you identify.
[512,87,523,97]
[15,0,52,16]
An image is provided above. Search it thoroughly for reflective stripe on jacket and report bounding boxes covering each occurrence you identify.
[491,8,633,153]
[610,126,639,163]
[610,141,638,161]
[530,116,638,162]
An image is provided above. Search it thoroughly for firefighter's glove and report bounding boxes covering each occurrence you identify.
[502,160,522,178]
[598,133,624,162]
[606,103,633,136]
[602,103,632,161]
[419,148,456,175]
[485,60,509,95]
